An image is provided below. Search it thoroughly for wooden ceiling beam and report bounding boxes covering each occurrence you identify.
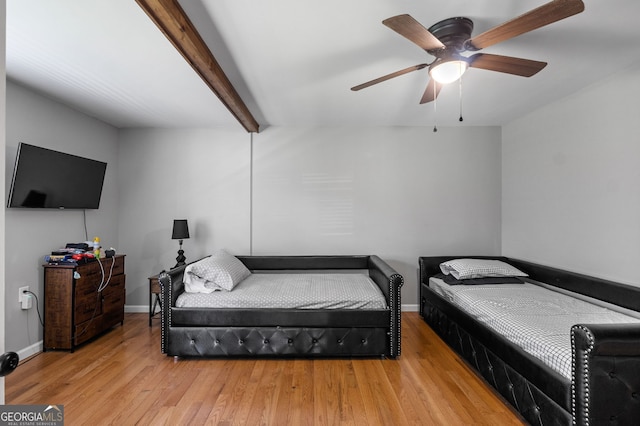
[136,0,259,133]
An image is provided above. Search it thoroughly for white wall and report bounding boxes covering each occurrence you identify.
[118,125,502,308]
[116,128,252,305]
[253,126,503,303]
[502,60,640,286]
[4,81,120,357]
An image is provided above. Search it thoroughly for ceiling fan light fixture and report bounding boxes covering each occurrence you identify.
[429,57,469,84]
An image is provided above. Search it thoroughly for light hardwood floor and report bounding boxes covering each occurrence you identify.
[6,313,525,425]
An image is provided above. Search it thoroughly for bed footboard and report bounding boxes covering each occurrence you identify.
[368,255,403,358]
[571,323,640,426]
[166,326,388,357]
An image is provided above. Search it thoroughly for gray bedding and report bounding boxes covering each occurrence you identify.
[429,276,640,379]
[176,273,388,310]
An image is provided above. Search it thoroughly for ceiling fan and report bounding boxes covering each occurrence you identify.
[351,0,585,104]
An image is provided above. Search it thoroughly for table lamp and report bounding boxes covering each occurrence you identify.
[171,219,190,268]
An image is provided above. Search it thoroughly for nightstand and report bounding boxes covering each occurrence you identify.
[148,274,161,327]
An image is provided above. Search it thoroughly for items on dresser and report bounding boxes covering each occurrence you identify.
[45,242,115,265]
[43,255,126,351]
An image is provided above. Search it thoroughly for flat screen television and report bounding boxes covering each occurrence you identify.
[7,143,108,209]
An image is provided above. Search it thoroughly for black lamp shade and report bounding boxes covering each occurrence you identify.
[171,219,190,240]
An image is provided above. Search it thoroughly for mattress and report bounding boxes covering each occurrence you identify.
[176,273,388,310]
[429,277,640,379]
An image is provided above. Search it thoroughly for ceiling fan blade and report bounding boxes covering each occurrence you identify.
[469,53,547,77]
[420,78,442,104]
[351,64,428,91]
[466,0,585,50]
[383,14,445,51]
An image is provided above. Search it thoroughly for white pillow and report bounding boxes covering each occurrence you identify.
[439,258,528,280]
[183,270,221,293]
[184,249,251,292]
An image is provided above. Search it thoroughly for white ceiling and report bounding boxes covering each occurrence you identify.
[6,0,640,130]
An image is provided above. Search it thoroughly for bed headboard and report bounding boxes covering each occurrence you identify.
[419,256,640,313]
[236,255,370,270]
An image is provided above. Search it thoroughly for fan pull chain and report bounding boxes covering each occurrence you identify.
[459,72,464,122]
[433,82,438,132]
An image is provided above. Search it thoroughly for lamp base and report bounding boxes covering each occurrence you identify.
[174,249,186,268]
[174,237,187,269]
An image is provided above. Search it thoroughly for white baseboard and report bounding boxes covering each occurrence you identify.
[17,341,43,363]
[124,305,149,313]
[402,304,419,312]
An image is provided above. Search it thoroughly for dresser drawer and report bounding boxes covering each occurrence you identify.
[103,289,125,315]
[75,257,125,298]
[101,255,125,277]
[103,275,126,314]
[76,256,124,280]
[75,268,101,298]
[75,293,101,324]
[75,317,103,346]
[103,273,125,293]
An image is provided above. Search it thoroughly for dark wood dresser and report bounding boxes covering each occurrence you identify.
[43,255,126,351]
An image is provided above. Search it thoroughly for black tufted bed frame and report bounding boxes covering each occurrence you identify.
[419,256,640,426]
[159,255,403,359]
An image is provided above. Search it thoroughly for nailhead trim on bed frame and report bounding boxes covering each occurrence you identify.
[159,271,170,354]
[571,325,594,426]
[390,273,403,358]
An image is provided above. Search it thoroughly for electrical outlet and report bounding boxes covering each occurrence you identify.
[19,286,32,309]
[18,286,29,303]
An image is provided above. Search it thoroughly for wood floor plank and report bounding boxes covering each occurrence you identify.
[6,313,526,425]
[287,359,315,425]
